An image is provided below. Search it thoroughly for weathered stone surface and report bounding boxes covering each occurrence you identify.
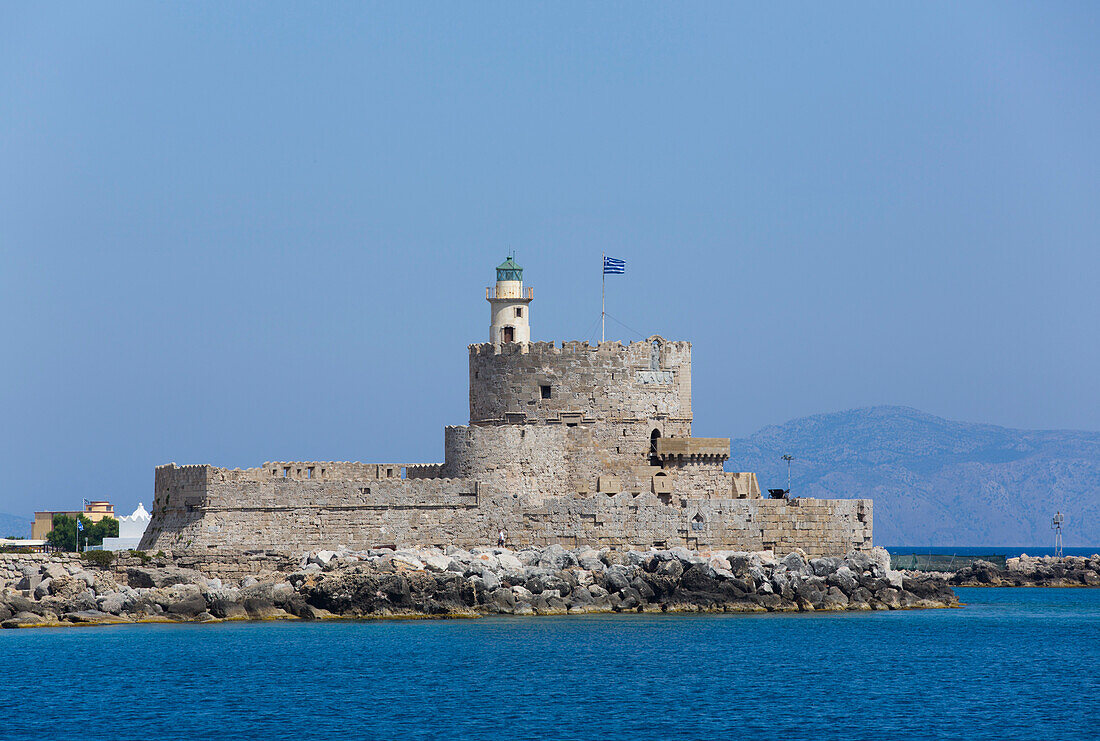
[0,545,960,629]
[139,339,872,558]
[948,554,1100,588]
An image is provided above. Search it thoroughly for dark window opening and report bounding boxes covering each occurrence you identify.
[515,307,523,318]
[540,385,551,399]
[649,429,661,466]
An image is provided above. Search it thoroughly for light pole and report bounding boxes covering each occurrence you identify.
[1052,511,1064,558]
[781,454,793,497]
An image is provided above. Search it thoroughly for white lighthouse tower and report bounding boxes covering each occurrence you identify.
[487,255,533,345]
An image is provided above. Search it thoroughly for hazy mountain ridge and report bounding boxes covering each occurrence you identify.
[0,513,32,539]
[730,406,1100,547]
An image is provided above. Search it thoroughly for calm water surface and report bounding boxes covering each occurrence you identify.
[2,588,1098,740]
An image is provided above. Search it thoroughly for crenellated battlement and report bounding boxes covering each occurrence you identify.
[468,336,691,359]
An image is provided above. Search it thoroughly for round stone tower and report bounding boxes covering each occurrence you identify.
[487,255,533,345]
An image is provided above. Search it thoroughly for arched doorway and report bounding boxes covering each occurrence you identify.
[649,428,661,466]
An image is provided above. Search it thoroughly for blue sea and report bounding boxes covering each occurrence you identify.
[2,588,1098,740]
[886,546,1099,558]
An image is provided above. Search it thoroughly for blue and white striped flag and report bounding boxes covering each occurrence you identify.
[603,256,625,275]
[77,520,84,532]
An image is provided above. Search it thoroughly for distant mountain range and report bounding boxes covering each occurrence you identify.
[0,513,32,539]
[729,406,1100,547]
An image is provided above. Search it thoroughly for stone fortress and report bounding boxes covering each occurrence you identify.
[140,258,872,557]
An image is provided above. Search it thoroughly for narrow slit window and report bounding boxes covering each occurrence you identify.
[540,385,551,399]
[515,307,524,318]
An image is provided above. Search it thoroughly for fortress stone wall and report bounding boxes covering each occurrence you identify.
[142,462,869,557]
[139,262,873,557]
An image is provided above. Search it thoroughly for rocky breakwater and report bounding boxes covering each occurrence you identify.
[0,546,956,628]
[298,544,957,617]
[949,554,1100,587]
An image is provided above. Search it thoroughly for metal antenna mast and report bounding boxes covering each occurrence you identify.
[1052,511,1064,558]
[782,454,793,497]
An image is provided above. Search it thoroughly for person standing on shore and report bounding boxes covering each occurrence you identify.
[497,529,506,548]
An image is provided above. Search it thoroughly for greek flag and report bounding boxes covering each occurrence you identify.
[77,520,84,532]
[603,256,625,275]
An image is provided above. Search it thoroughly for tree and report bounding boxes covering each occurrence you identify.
[46,514,119,551]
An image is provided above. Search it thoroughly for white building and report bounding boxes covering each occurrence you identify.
[101,503,151,551]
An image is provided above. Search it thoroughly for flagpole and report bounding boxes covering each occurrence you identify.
[601,252,606,343]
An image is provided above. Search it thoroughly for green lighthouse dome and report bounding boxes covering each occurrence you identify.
[496,256,523,282]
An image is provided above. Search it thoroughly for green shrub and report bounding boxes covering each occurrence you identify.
[81,550,115,568]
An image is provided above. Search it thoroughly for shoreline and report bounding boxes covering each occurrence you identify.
[2,544,958,630]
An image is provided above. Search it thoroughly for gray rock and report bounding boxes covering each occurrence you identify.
[445,560,466,574]
[208,598,248,619]
[727,553,753,576]
[126,567,203,589]
[811,557,842,577]
[569,585,594,606]
[64,609,128,625]
[489,588,516,613]
[166,585,208,617]
[33,578,52,600]
[98,592,131,615]
[43,563,68,580]
[602,567,630,593]
[577,549,604,571]
[668,546,693,564]
[15,573,42,592]
[781,552,808,573]
[828,566,859,594]
[821,586,849,610]
[877,587,903,609]
[472,570,501,592]
[601,550,628,567]
[310,550,337,566]
[538,544,576,570]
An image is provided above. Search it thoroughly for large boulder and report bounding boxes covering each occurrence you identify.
[577,549,604,571]
[488,588,516,613]
[781,551,809,574]
[165,585,208,618]
[64,609,129,625]
[423,554,453,573]
[810,557,842,577]
[821,586,849,610]
[827,566,859,594]
[126,566,202,589]
[538,544,577,570]
[602,567,631,594]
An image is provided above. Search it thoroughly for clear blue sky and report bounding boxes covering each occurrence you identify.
[2,3,1098,518]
